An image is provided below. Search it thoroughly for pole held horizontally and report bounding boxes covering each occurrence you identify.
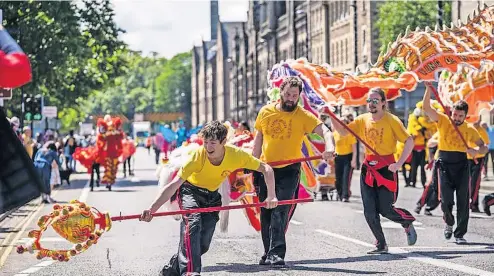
[111,198,313,222]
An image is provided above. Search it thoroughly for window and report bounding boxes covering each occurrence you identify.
[345,39,348,64]
[336,41,339,65]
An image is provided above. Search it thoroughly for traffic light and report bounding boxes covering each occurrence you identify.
[24,94,33,122]
[23,94,43,121]
[32,94,42,121]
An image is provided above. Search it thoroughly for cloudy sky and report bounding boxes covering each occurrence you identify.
[113,0,249,58]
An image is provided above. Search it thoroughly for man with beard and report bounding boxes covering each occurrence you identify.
[330,88,417,254]
[252,76,334,265]
[422,85,487,243]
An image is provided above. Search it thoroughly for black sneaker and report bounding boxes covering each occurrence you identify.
[343,198,350,202]
[267,255,285,266]
[321,194,329,201]
[424,209,432,216]
[367,245,388,254]
[405,224,417,246]
[259,255,268,266]
[414,206,422,214]
[483,198,491,216]
[444,225,453,240]
[471,207,481,213]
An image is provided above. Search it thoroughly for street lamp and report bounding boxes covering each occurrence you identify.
[234,30,240,121]
[350,0,360,169]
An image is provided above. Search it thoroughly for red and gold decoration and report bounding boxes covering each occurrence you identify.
[16,200,111,262]
[17,197,312,262]
[438,60,494,122]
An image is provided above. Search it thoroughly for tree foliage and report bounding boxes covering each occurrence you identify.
[375,0,452,52]
[81,51,192,125]
[1,1,192,131]
[1,0,127,130]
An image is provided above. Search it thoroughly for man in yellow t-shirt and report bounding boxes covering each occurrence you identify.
[333,115,357,202]
[422,84,487,244]
[468,120,490,213]
[140,121,278,276]
[252,76,334,266]
[415,132,441,216]
[331,88,417,254]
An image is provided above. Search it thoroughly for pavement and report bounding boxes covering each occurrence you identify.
[0,148,493,276]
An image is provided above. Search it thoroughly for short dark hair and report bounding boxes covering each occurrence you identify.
[452,100,469,114]
[369,88,386,101]
[280,76,303,94]
[200,120,228,142]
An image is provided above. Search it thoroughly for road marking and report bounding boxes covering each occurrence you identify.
[16,237,67,244]
[290,219,303,225]
[79,181,90,203]
[393,246,492,250]
[0,202,45,267]
[17,267,43,274]
[315,229,494,276]
[381,221,425,230]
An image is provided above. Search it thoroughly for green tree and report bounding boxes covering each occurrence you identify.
[375,0,451,52]
[1,0,128,131]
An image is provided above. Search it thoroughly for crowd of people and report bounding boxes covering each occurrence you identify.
[137,76,493,276]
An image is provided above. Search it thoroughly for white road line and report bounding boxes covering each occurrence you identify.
[290,219,303,225]
[381,221,425,230]
[315,229,494,276]
[18,267,43,274]
[34,261,55,267]
[16,237,67,244]
[78,181,90,203]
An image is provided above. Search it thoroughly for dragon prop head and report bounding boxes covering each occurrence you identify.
[16,200,111,262]
[97,118,108,135]
[357,4,494,92]
[438,59,494,122]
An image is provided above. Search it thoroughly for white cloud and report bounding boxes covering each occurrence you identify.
[112,0,248,58]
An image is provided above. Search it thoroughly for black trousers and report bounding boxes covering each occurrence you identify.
[254,163,300,259]
[90,163,100,189]
[161,183,221,276]
[360,165,415,247]
[416,161,440,211]
[437,151,469,238]
[155,148,161,165]
[484,193,494,207]
[469,159,484,210]
[410,149,426,187]
[335,153,353,199]
[123,157,132,175]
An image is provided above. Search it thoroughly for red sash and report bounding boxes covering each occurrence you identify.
[363,154,397,192]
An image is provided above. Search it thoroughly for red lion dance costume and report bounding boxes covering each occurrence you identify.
[97,115,123,190]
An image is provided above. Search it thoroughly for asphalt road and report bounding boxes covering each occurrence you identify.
[1,148,493,276]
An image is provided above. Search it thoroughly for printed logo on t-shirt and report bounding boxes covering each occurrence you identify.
[267,118,293,140]
[221,170,232,177]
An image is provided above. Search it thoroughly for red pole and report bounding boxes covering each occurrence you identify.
[111,198,313,221]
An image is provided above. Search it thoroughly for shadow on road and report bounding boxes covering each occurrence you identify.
[204,256,395,274]
[409,248,494,260]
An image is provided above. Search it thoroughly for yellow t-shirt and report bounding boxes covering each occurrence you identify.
[436,113,481,153]
[334,131,356,155]
[347,112,410,156]
[255,103,321,167]
[467,125,490,159]
[177,145,261,191]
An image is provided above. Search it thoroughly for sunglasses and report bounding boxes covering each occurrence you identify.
[366,98,381,105]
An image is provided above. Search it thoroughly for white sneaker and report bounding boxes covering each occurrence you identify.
[455,237,467,244]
